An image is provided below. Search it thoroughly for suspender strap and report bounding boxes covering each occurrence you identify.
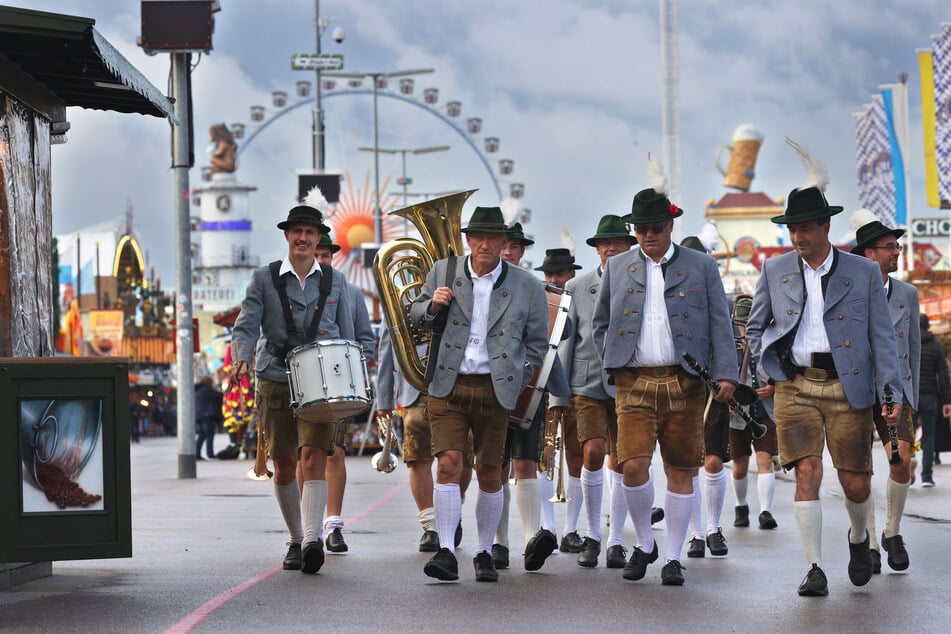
[304,263,334,340]
[269,260,297,339]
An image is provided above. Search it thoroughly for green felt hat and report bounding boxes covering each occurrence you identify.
[317,233,341,254]
[625,188,684,224]
[461,206,510,234]
[277,205,331,234]
[850,220,905,255]
[585,214,637,247]
[505,221,535,246]
[770,186,844,225]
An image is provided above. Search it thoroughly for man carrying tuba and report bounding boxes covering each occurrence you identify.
[411,205,549,582]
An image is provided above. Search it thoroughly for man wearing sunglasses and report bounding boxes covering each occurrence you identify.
[592,185,738,586]
[851,215,919,575]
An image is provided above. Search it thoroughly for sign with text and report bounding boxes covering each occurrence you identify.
[291,53,344,71]
[192,286,246,305]
[911,217,951,238]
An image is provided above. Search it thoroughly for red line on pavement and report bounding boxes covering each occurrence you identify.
[165,481,409,633]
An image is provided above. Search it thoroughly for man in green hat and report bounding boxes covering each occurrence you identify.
[851,213,919,574]
[554,215,655,569]
[411,205,549,582]
[501,221,535,266]
[593,167,738,587]
[746,139,903,597]
[230,188,356,576]
[313,234,377,555]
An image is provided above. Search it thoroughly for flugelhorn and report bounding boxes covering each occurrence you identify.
[541,407,564,482]
[373,190,476,392]
[371,412,399,473]
[247,419,273,481]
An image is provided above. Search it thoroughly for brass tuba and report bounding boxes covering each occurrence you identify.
[372,190,476,392]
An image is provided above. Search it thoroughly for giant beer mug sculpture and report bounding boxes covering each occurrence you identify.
[716,124,764,192]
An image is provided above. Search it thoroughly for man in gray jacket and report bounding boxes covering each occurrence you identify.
[411,205,549,582]
[230,195,354,575]
[851,217,919,573]
[746,147,903,596]
[593,180,738,587]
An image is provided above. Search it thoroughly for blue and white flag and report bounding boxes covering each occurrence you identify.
[881,83,908,225]
[853,96,897,226]
[933,24,951,204]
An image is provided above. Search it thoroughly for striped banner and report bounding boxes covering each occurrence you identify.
[933,24,951,205]
[880,85,908,226]
[853,96,897,225]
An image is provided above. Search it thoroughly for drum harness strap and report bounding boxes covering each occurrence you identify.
[265,260,333,360]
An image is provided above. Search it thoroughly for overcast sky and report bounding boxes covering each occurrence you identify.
[12,0,951,282]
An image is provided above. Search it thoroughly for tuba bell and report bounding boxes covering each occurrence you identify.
[372,190,476,392]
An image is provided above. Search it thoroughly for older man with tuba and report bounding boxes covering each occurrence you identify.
[411,205,549,582]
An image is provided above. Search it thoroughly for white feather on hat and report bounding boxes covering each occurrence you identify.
[561,226,575,256]
[302,186,329,214]
[647,152,668,195]
[850,208,879,231]
[697,221,720,253]
[785,137,830,192]
[500,198,521,226]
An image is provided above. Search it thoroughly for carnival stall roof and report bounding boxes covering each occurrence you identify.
[0,5,174,122]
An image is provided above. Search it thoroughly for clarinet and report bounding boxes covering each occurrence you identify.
[681,352,767,439]
[884,384,902,466]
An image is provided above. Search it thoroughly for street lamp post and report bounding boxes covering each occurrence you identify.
[325,68,433,244]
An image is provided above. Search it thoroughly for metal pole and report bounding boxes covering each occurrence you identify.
[172,52,196,479]
[373,75,382,244]
[401,150,409,235]
[314,0,323,171]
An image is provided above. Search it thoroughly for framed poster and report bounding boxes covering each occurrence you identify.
[1,358,131,563]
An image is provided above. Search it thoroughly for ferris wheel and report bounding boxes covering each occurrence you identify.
[217,74,529,296]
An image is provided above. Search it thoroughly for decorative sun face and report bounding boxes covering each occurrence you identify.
[327,169,405,296]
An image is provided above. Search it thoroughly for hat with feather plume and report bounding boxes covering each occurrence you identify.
[278,186,332,233]
[770,138,844,224]
[535,227,582,271]
[626,154,684,224]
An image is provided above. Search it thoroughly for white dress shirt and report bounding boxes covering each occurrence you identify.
[791,247,834,367]
[459,256,503,375]
[279,256,320,291]
[629,243,678,367]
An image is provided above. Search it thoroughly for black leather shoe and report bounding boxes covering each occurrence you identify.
[847,530,873,586]
[622,541,658,581]
[325,527,348,553]
[577,537,601,568]
[870,548,882,574]
[881,532,910,571]
[559,531,584,553]
[650,507,665,525]
[491,543,509,569]
[687,537,705,558]
[661,559,685,586]
[734,504,750,527]
[301,541,324,574]
[419,530,439,552]
[606,545,628,569]
[474,551,498,582]
[706,529,728,556]
[424,548,459,581]
[455,521,463,548]
[282,542,302,570]
[758,510,778,530]
[798,564,828,596]
[524,529,557,571]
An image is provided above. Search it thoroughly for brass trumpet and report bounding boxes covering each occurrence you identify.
[371,412,399,474]
[541,407,568,502]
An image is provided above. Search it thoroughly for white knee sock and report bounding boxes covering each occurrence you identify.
[794,500,822,567]
[516,478,542,545]
[689,475,704,540]
[607,471,627,547]
[757,471,775,513]
[477,488,505,554]
[537,472,556,533]
[866,493,880,550]
[494,480,511,547]
[323,514,343,532]
[623,480,655,552]
[704,469,727,534]
[665,490,694,563]
[434,482,462,554]
[565,475,583,534]
[301,479,328,544]
[732,474,749,507]
[884,478,910,539]
[845,497,871,544]
[581,467,604,541]
[417,506,436,532]
[275,479,303,544]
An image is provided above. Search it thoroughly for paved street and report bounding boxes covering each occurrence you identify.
[2,433,951,633]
